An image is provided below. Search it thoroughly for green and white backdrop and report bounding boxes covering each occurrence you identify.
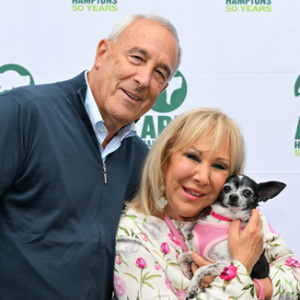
[1,0,300,257]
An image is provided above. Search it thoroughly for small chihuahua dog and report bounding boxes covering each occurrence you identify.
[178,174,286,299]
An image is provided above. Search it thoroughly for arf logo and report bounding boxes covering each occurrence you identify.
[152,70,187,113]
[140,70,187,147]
[0,64,34,94]
[295,117,300,157]
[295,75,300,97]
[294,76,300,156]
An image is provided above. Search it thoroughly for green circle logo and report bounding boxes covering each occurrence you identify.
[152,70,187,113]
[0,64,34,94]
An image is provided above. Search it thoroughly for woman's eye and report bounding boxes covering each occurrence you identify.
[213,163,226,170]
[186,153,200,162]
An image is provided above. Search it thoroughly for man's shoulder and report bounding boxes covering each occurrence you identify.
[0,72,87,110]
[124,134,149,156]
[132,134,150,150]
[0,72,86,103]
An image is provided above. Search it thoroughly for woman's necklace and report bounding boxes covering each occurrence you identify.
[164,214,189,252]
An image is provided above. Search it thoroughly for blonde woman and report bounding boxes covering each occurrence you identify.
[114,108,300,299]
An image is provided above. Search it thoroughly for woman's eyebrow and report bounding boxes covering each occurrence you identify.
[190,147,202,156]
[216,158,230,164]
[190,147,230,163]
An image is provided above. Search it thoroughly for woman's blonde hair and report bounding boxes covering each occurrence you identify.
[128,108,245,217]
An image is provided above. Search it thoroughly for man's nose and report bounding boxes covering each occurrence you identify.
[134,66,152,88]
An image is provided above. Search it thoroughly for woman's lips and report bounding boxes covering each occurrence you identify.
[183,186,206,201]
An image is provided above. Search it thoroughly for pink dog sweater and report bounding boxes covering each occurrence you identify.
[192,220,245,261]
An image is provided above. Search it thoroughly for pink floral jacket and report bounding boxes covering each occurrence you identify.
[113,208,300,299]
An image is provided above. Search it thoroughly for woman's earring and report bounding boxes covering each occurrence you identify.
[158,185,167,209]
[158,196,168,209]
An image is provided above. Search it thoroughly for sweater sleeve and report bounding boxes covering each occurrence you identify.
[260,211,300,299]
[194,258,258,299]
[114,217,184,299]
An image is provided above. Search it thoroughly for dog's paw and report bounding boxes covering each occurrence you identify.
[186,286,198,299]
[178,262,193,279]
[182,267,193,279]
[178,252,193,279]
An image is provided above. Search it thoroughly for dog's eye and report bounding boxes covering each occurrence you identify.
[243,189,252,198]
[223,185,231,193]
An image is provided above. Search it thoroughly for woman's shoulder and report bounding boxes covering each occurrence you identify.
[120,208,162,223]
[117,208,175,244]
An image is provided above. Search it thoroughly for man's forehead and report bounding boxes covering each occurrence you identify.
[116,19,178,77]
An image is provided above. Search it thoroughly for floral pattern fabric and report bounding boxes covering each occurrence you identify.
[114,208,300,299]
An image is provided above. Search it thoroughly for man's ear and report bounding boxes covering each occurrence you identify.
[94,39,111,68]
[160,82,169,93]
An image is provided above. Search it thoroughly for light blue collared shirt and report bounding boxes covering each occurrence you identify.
[84,72,136,162]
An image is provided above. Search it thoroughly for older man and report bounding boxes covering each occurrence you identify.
[0,14,181,300]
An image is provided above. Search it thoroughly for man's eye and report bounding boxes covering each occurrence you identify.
[128,55,143,64]
[156,69,165,79]
[132,55,142,61]
[153,70,166,85]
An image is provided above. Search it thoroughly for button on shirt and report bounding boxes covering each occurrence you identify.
[84,72,136,162]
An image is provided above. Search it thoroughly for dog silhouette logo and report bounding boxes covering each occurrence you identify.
[152,70,187,113]
[295,117,300,140]
[295,75,300,97]
[0,64,34,94]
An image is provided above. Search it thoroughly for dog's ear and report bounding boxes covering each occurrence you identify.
[257,181,286,202]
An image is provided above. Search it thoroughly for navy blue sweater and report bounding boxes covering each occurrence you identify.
[0,73,149,299]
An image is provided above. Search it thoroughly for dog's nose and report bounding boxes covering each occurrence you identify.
[229,194,239,205]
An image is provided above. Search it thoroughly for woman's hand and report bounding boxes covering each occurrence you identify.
[190,250,217,288]
[228,209,264,273]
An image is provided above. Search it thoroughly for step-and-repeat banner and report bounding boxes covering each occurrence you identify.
[1,1,300,257]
